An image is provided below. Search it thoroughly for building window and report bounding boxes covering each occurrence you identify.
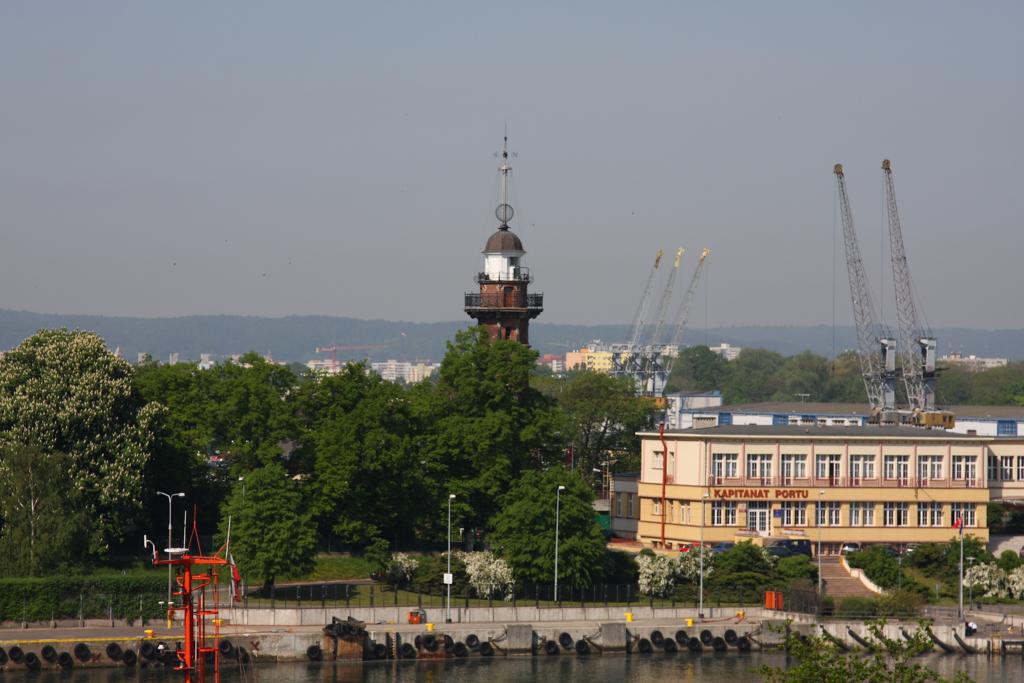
[951,503,976,527]
[712,501,737,526]
[952,455,977,483]
[614,494,623,518]
[884,455,910,483]
[781,454,807,483]
[988,455,1000,481]
[652,450,664,470]
[816,454,842,482]
[850,502,875,527]
[712,453,738,481]
[816,502,841,526]
[652,499,662,516]
[1001,456,1015,481]
[918,502,943,527]
[918,455,943,482]
[781,501,807,526]
[747,454,772,481]
[849,454,875,482]
[884,502,909,527]
[1018,456,1024,482]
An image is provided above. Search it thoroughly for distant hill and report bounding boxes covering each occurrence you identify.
[1,309,1021,363]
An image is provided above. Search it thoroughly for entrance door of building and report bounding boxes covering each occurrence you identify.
[747,502,771,536]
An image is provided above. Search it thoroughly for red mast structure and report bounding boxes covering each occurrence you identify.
[145,518,229,683]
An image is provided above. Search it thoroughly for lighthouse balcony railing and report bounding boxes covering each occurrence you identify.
[464,292,544,310]
[475,267,532,284]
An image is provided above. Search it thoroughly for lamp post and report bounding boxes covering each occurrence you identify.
[817,490,824,598]
[156,491,184,626]
[699,492,709,618]
[446,494,455,623]
[554,485,566,603]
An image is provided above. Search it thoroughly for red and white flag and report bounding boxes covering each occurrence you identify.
[229,554,242,602]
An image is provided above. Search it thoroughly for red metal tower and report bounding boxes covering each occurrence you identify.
[463,136,543,343]
[146,525,230,683]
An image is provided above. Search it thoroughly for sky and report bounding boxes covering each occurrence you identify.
[1,2,1022,329]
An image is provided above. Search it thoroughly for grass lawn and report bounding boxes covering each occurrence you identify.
[276,554,375,583]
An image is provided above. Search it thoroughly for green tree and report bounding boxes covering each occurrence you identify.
[414,327,564,534]
[722,348,785,403]
[823,351,867,402]
[0,446,90,576]
[664,345,729,393]
[771,351,830,401]
[0,329,161,556]
[219,462,316,589]
[761,622,970,683]
[489,468,606,587]
[535,370,655,488]
[295,363,422,547]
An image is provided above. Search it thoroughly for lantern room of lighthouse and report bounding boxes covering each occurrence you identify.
[464,135,543,344]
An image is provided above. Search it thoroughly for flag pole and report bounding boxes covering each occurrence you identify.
[957,516,964,623]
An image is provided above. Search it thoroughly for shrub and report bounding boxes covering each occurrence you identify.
[776,555,817,585]
[637,554,676,598]
[458,551,514,600]
[996,550,1023,574]
[846,546,901,589]
[1007,566,1024,599]
[603,550,638,584]
[386,553,419,588]
[836,596,877,617]
[0,576,166,622]
[875,590,924,616]
[964,562,1008,598]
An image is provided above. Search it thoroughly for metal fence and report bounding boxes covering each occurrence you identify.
[0,592,166,623]
[240,582,774,610]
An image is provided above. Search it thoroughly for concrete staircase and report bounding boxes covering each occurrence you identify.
[820,558,877,599]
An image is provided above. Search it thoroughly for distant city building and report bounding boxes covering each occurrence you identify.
[667,400,1024,437]
[137,352,150,364]
[940,352,1008,372]
[371,359,440,384]
[538,354,565,374]
[198,354,215,371]
[709,342,742,361]
[168,352,180,365]
[664,391,723,429]
[306,358,341,375]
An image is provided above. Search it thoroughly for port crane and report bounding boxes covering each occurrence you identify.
[612,247,710,401]
[882,159,954,428]
[834,163,898,421]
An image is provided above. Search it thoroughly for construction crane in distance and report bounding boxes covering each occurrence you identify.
[834,163,897,421]
[649,248,685,348]
[662,248,711,379]
[611,247,710,403]
[882,159,954,428]
[612,250,663,384]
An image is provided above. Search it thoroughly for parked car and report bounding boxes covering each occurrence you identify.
[840,542,862,555]
[766,539,812,558]
[711,542,735,554]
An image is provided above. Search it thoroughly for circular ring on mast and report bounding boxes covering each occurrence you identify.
[495,203,514,224]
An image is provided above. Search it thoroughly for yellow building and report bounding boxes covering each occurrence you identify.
[633,425,1009,555]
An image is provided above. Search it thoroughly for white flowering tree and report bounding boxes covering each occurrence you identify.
[387,552,420,587]
[637,553,678,598]
[0,329,160,558]
[676,546,715,583]
[963,562,1008,598]
[458,551,515,600]
[1007,566,1024,600]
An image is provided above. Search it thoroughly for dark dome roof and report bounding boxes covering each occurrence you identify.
[483,227,524,253]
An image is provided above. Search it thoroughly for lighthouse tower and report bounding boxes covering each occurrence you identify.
[464,136,543,344]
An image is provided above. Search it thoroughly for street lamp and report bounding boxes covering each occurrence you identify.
[817,490,825,597]
[156,491,185,625]
[554,485,566,603]
[699,491,709,618]
[446,494,456,623]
